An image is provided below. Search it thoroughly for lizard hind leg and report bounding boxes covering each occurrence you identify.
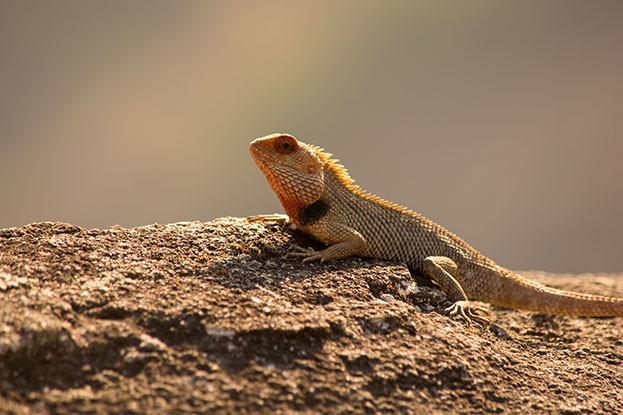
[422,256,491,327]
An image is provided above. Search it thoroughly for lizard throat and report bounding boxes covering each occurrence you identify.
[261,167,325,220]
[298,198,330,226]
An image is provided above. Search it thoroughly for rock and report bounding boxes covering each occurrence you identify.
[0,218,622,414]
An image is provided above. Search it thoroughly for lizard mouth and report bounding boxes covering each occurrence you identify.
[250,141,287,185]
[249,141,274,169]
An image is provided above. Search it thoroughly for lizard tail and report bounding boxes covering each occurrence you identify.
[494,270,623,316]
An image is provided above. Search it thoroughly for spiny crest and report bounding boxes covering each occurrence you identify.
[307,144,353,186]
[307,144,413,214]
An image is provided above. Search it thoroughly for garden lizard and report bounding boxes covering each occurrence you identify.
[249,133,623,325]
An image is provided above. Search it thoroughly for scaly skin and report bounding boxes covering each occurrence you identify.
[250,133,623,325]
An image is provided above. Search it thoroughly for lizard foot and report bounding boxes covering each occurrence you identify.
[285,245,326,263]
[246,214,290,226]
[445,300,491,327]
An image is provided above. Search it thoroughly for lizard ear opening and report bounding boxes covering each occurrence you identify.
[306,163,320,174]
[274,135,297,155]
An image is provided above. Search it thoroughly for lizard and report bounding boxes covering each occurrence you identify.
[249,133,623,325]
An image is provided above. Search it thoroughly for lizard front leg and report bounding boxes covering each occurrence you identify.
[422,256,490,327]
[287,222,366,263]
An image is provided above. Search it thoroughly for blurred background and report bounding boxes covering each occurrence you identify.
[1,1,622,273]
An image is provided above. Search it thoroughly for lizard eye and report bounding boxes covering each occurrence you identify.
[274,136,297,155]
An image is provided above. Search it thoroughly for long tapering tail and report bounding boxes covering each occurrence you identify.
[492,270,623,316]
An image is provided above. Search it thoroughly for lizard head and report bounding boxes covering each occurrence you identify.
[250,133,325,219]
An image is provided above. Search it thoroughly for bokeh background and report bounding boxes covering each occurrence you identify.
[1,1,622,273]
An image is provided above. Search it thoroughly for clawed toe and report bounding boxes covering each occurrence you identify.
[288,245,316,254]
[445,300,491,327]
[246,214,290,225]
[285,246,325,263]
[284,245,316,258]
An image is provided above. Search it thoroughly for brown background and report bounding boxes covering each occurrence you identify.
[1,1,622,273]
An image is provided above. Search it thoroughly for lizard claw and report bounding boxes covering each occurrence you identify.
[285,246,326,263]
[445,300,491,328]
[246,214,290,226]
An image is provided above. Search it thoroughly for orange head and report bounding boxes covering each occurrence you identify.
[250,133,325,220]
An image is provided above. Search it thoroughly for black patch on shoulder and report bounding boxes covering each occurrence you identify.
[299,199,331,226]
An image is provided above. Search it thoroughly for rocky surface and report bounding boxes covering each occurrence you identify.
[0,218,622,414]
